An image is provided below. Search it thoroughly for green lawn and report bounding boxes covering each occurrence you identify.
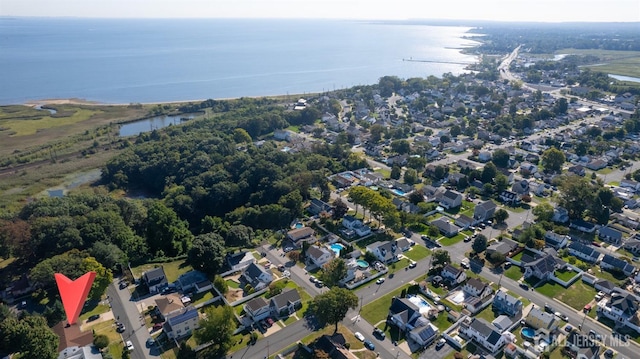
[511,252,524,262]
[389,258,410,273]
[89,319,123,359]
[226,279,240,289]
[504,266,523,281]
[594,268,627,287]
[439,233,467,246]
[556,281,597,311]
[431,311,454,332]
[536,282,566,298]
[475,305,499,323]
[79,303,111,321]
[403,245,431,261]
[360,285,408,325]
[131,259,193,283]
[554,269,578,282]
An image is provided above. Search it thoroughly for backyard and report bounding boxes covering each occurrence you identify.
[360,285,412,326]
[403,245,431,262]
[504,266,523,281]
[439,233,467,246]
[131,259,193,283]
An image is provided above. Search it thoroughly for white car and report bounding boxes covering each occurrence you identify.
[376,278,385,285]
[436,338,447,348]
[126,340,134,351]
[354,332,365,341]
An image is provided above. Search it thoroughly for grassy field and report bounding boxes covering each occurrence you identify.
[79,303,111,321]
[439,233,466,246]
[360,285,408,325]
[556,281,597,311]
[403,245,431,261]
[131,259,193,283]
[89,319,124,359]
[555,48,640,78]
[554,269,577,282]
[504,265,524,281]
[536,282,566,298]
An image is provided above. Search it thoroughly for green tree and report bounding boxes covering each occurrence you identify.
[146,201,193,257]
[90,241,127,271]
[320,258,348,288]
[332,198,349,220]
[195,305,236,357]
[492,149,510,168]
[94,334,109,349]
[472,234,488,253]
[407,156,426,171]
[0,316,58,359]
[432,249,451,267]
[188,233,225,277]
[481,162,497,183]
[541,148,566,173]
[233,128,252,143]
[494,208,509,224]
[311,287,358,333]
[390,165,401,180]
[213,275,228,294]
[403,168,419,185]
[532,203,554,222]
[369,124,384,143]
[390,140,411,154]
[494,174,509,194]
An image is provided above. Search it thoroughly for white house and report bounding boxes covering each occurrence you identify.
[568,242,601,263]
[462,278,493,299]
[493,290,523,317]
[387,297,439,348]
[225,251,256,271]
[243,297,271,322]
[240,263,273,291]
[270,288,302,317]
[439,190,463,209]
[365,241,400,264]
[459,317,507,353]
[342,215,371,237]
[164,307,200,340]
[543,231,569,249]
[596,292,640,334]
[307,245,334,268]
[441,264,467,285]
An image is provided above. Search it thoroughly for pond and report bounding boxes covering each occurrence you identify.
[119,114,195,137]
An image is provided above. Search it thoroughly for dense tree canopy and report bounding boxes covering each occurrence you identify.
[310,287,358,333]
[195,305,236,357]
[188,233,226,277]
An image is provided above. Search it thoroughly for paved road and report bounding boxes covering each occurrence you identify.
[107,279,157,359]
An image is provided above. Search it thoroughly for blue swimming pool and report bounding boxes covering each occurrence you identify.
[521,327,536,340]
[330,243,345,256]
[356,260,369,269]
[407,294,432,314]
[392,189,406,196]
[294,222,303,228]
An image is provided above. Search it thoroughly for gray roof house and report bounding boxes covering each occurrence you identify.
[441,264,467,285]
[523,254,563,282]
[473,200,497,223]
[486,239,518,258]
[365,241,400,264]
[544,231,569,249]
[598,226,623,245]
[240,262,273,291]
[431,217,461,237]
[142,267,168,294]
[270,288,302,317]
[568,242,601,263]
[600,254,636,276]
[566,332,600,359]
[439,190,463,209]
[493,290,522,317]
[459,317,507,353]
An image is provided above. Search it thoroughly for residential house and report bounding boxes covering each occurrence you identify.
[623,240,640,256]
[240,262,273,291]
[423,185,446,202]
[270,288,302,317]
[314,334,358,359]
[396,237,413,252]
[243,297,271,322]
[286,227,316,247]
[523,254,562,281]
[600,254,636,276]
[519,162,538,175]
[493,290,523,317]
[458,159,481,171]
[387,297,439,347]
[52,321,95,356]
[568,242,601,263]
[164,307,200,340]
[511,180,530,198]
[459,317,507,353]
[478,151,492,162]
[441,264,467,285]
[307,245,334,268]
[455,214,475,230]
[463,278,493,299]
[620,179,640,192]
[586,158,607,171]
[226,251,256,271]
[552,207,569,224]
[565,332,600,359]
[177,270,212,294]
[142,267,168,294]
[497,168,515,184]
[154,294,185,321]
[598,227,623,245]
[544,231,569,249]
[570,219,598,234]
[308,198,333,216]
[365,241,400,264]
[525,307,558,336]
[499,190,520,205]
[57,346,103,359]
[596,292,640,334]
[593,279,616,294]
[439,189,463,209]
[474,200,497,224]
[486,239,518,258]
[431,217,461,237]
[342,215,372,237]
[568,165,586,176]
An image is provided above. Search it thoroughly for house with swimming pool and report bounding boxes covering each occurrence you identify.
[459,317,508,353]
[387,296,439,348]
[307,245,334,268]
[365,240,400,264]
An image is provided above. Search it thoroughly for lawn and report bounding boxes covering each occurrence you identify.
[79,303,111,321]
[90,319,124,359]
[535,282,566,298]
[403,245,431,261]
[0,108,101,136]
[594,267,627,287]
[475,305,499,324]
[131,259,193,283]
[389,258,410,274]
[511,251,524,262]
[226,279,240,289]
[439,233,467,246]
[431,311,454,332]
[556,281,597,312]
[554,269,578,282]
[504,266,523,281]
[360,285,408,325]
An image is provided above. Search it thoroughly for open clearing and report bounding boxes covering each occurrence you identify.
[556,48,640,78]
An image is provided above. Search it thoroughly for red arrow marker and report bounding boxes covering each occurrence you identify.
[54,272,96,325]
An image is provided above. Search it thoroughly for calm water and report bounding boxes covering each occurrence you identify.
[0,18,479,105]
[118,114,194,137]
[610,74,640,83]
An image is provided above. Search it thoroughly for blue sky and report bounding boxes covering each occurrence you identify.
[1,0,639,22]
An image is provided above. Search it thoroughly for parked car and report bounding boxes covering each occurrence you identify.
[126,341,134,351]
[373,328,386,339]
[119,281,128,289]
[364,340,375,350]
[284,246,294,253]
[564,325,573,332]
[87,314,100,322]
[146,338,156,347]
[464,236,472,242]
[544,303,553,313]
[519,283,529,290]
[354,332,365,341]
[152,323,163,331]
[436,338,446,349]
[116,322,126,333]
[376,278,385,285]
[604,349,614,358]
[266,317,274,327]
[408,261,417,269]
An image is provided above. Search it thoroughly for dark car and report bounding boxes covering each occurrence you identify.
[373,328,386,339]
[119,281,128,289]
[519,283,529,290]
[87,314,100,322]
[364,340,375,350]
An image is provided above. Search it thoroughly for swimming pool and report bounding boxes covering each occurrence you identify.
[407,294,432,314]
[356,260,369,269]
[294,222,303,228]
[330,243,346,256]
[392,189,406,196]
[521,327,536,340]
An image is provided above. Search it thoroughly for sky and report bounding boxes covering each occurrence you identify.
[1,0,639,22]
